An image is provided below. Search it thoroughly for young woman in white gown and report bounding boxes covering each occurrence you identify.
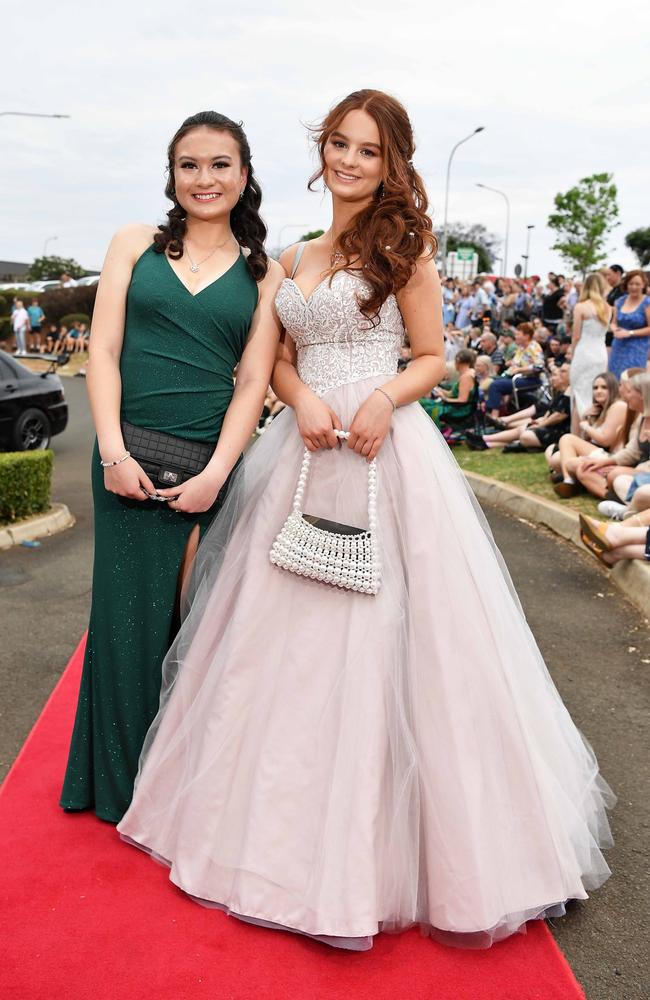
[118,90,614,950]
[570,273,612,432]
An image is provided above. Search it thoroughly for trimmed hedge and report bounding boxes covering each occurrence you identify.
[0,450,53,525]
[60,312,90,327]
[41,285,98,327]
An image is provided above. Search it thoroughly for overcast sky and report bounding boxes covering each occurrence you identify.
[2,0,649,278]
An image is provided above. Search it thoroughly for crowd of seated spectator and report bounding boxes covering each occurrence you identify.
[421,265,650,567]
[43,321,89,355]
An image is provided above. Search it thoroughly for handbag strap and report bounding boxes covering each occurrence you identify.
[292,431,378,533]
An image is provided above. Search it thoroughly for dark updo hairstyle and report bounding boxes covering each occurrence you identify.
[455,348,477,367]
[308,89,435,323]
[153,111,268,282]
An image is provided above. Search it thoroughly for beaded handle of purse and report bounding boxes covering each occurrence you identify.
[270,430,381,595]
[292,430,377,530]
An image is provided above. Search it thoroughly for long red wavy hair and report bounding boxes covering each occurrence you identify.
[309,89,436,321]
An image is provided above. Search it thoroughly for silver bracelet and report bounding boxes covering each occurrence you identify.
[100,451,130,468]
[374,386,397,412]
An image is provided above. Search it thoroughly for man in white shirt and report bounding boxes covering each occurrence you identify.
[471,280,490,322]
[59,272,78,288]
[11,300,30,355]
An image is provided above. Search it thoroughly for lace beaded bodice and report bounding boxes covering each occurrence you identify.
[275,270,405,396]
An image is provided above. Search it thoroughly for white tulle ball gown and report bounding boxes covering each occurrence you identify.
[118,269,614,950]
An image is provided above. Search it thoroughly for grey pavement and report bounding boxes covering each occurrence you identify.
[0,380,647,1000]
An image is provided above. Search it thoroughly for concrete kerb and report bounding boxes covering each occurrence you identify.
[0,503,75,551]
[3,474,648,616]
[465,470,650,620]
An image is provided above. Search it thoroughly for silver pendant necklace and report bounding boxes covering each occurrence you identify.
[185,235,233,273]
[330,235,344,268]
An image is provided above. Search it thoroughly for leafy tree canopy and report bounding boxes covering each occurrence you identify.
[624,227,650,269]
[300,230,325,242]
[442,223,500,274]
[26,256,86,281]
[547,173,619,276]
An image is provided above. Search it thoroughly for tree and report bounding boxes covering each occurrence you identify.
[441,223,500,274]
[547,173,619,276]
[625,227,650,268]
[27,255,86,281]
[299,229,324,242]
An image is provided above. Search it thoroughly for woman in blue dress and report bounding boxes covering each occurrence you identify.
[609,269,650,379]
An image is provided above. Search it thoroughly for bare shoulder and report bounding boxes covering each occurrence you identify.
[108,223,157,263]
[262,258,286,286]
[258,258,287,299]
[398,255,441,300]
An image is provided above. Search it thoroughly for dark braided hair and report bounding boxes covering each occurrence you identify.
[153,111,268,282]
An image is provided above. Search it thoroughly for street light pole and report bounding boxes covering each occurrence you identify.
[523,224,535,278]
[0,112,70,119]
[440,127,485,277]
[476,183,510,277]
[42,236,58,257]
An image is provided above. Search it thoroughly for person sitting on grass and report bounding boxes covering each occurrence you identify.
[548,372,627,497]
[78,322,90,351]
[477,330,505,374]
[65,320,85,354]
[531,317,551,340]
[485,322,545,419]
[54,324,69,355]
[573,371,650,503]
[42,322,59,354]
[498,325,517,364]
[474,354,496,394]
[420,348,477,429]
[579,514,650,566]
[466,362,571,453]
[545,335,568,365]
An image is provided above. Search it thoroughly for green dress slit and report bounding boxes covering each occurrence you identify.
[60,246,258,823]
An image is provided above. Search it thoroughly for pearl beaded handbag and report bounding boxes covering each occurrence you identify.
[269,431,382,595]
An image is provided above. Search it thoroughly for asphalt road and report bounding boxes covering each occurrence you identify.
[0,377,648,1000]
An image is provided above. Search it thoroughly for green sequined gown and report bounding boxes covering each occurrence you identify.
[60,246,258,822]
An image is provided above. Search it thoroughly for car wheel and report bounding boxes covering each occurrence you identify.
[13,408,52,450]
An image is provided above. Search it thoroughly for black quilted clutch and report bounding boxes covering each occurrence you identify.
[121,421,215,488]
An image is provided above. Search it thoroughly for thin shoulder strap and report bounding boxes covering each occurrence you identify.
[290,242,307,279]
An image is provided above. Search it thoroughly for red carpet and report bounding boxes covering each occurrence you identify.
[1,637,586,1000]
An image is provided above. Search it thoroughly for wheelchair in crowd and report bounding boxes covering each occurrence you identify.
[422,370,552,448]
[510,371,552,412]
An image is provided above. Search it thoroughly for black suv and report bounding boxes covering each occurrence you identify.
[0,353,68,450]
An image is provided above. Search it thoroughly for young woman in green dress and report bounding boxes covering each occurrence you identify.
[60,111,284,823]
[420,348,478,428]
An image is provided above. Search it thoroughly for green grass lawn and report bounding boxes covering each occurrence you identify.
[454,445,601,516]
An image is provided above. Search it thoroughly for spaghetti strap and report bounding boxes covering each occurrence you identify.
[290,242,307,279]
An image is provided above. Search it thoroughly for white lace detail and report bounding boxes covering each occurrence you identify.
[275,271,404,396]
